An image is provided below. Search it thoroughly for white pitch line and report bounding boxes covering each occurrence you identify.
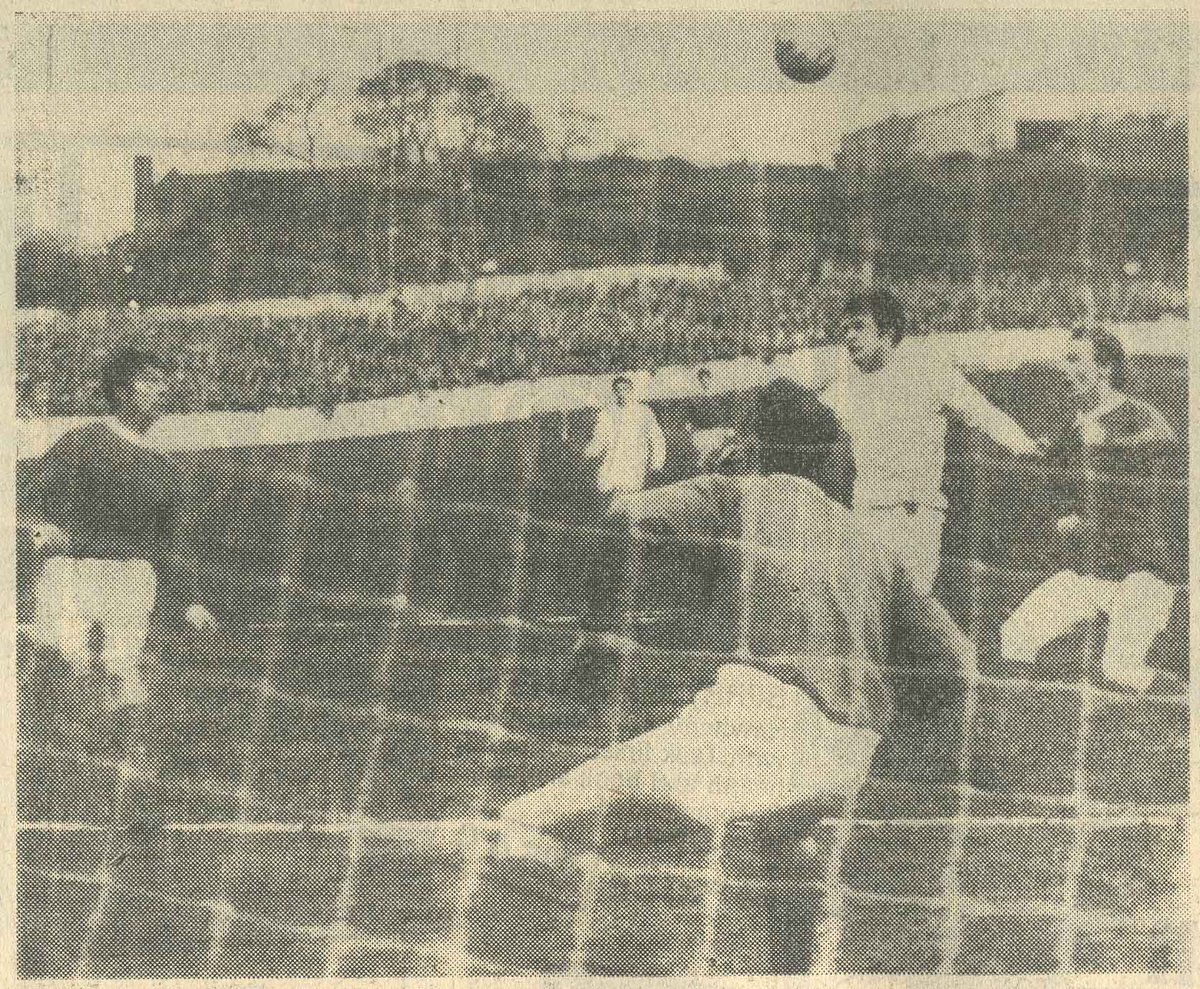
[71,762,139,978]
[1055,457,1103,974]
[322,730,387,977]
[938,587,984,974]
[565,851,606,974]
[208,439,319,972]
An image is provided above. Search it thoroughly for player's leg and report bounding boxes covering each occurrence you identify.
[999,569,1116,667]
[1099,571,1178,691]
[26,558,104,750]
[919,508,948,599]
[497,664,879,848]
[28,557,92,674]
[98,559,158,709]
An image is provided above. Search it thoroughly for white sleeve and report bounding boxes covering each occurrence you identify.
[944,367,1036,454]
[799,347,839,395]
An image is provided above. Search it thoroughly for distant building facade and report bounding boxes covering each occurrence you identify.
[832,90,1187,280]
[17,90,1185,308]
[836,90,1186,174]
[118,156,834,304]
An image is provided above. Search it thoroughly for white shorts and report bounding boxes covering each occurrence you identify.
[596,466,650,496]
[1000,570,1177,690]
[27,557,157,679]
[502,664,881,829]
[857,505,946,597]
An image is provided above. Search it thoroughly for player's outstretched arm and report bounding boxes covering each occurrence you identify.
[1132,399,1176,445]
[945,368,1040,456]
[606,478,723,538]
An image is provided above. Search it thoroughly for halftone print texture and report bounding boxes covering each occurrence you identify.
[14,10,1188,980]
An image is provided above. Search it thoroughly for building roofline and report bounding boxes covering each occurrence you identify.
[841,88,1185,146]
[841,89,1008,142]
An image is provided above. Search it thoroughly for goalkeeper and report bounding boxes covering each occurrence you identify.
[494,440,977,858]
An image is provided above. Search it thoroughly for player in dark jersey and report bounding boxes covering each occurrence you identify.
[684,366,735,469]
[1059,328,1175,450]
[1002,328,1181,691]
[18,349,217,746]
[493,455,976,861]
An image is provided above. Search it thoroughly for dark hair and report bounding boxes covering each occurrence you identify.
[1089,329,1127,390]
[613,374,633,388]
[100,349,173,410]
[697,366,713,380]
[842,288,906,345]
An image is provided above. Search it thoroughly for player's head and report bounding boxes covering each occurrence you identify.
[612,374,633,405]
[697,366,713,390]
[101,348,174,431]
[1066,328,1126,397]
[839,288,906,372]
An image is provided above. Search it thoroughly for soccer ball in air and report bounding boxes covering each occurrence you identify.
[773,16,837,84]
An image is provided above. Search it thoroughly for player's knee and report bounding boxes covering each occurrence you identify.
[1114,571,1173,608]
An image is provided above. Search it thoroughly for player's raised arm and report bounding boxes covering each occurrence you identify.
[944,365,1041,456]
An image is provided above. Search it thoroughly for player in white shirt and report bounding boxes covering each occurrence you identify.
[814,289,1041,596]
[585,375,667,495]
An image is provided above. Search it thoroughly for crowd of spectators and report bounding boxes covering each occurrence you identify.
[16,271,1186,419]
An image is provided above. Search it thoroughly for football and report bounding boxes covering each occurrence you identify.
[773,16,838,84]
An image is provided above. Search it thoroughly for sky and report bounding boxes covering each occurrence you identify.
[14,9,1189,247]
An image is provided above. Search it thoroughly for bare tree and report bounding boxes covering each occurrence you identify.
[353,61,545,164]
[228,75,332,167]
[554,103,602,160]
